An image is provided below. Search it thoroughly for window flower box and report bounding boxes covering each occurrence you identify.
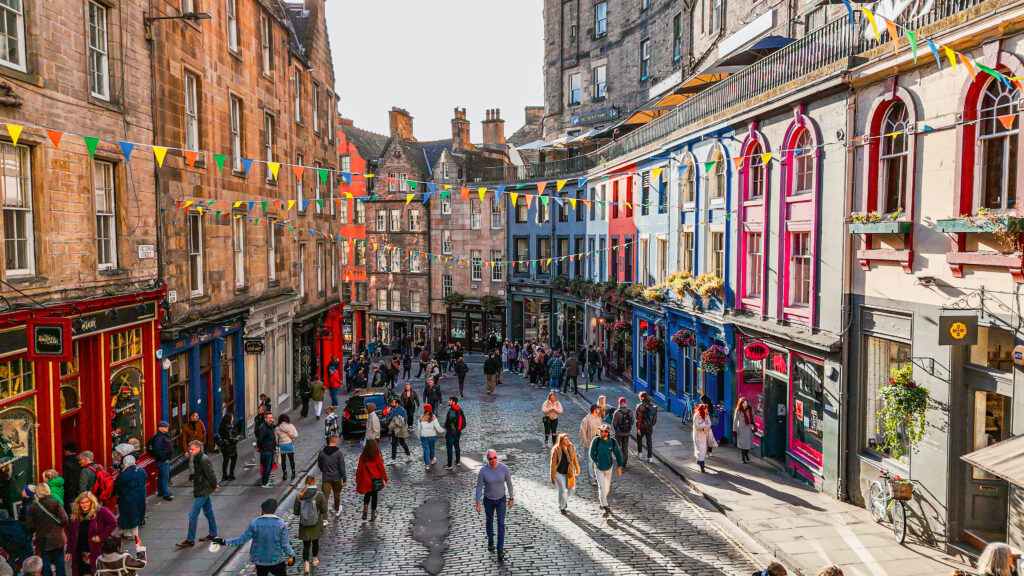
[935,216,1024,234]
[849,220,913,234]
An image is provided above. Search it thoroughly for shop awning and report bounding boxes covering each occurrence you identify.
[623,73,731,126]
[962,435,1024,487]
[707,35,794,74]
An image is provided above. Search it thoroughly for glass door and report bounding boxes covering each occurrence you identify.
[963,389,1009,541]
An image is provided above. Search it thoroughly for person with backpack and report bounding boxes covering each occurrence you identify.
[215,414,240,482]
[94,536,146,576]
[213,498,294,576]
[76,453,114,509]
[355,440,388,522]
[546,353,565,392]
[589,424,623,517]
[24,483,67,576]
[387,398,411,462]
[635,392,658,464]
[65,491,116,576]
[292,476,327,574]
[111,456,146,545]
[541,393,563,446]
[443,397,466,470]
[454,358,469,398]
[176,441,219,549]
[611,398,635,468]
[316,436,347,519]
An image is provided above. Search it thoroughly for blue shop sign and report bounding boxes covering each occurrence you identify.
[571,107,618,126]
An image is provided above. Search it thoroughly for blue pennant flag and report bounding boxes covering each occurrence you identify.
[241,158,254,176]
[247,201,255,211]
[578,177,588,189]
[341,172,352,185]
[119,141,134,162]
[926,39,942,70]
[495,185,506,203]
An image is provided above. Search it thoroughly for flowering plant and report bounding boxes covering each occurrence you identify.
[699,344,728,374]
[612,320,632,342]
[641,285,668,303]
[671,329,696,347]
[877,362,929,459]
[642,335,665,353]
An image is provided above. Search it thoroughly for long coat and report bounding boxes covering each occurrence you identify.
[549,444,580,485]
[292,487,328,541]
[66,506,117,576]
[112,465,147,529]
[693,416,717,461]
[733,409,755,451]
[355,453,388,494]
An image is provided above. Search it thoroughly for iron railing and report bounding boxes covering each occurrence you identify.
[477,0,986,184]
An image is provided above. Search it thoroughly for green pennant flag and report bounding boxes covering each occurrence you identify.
[318,168,329,185]
[408,181,417,191]
[288,226,294,232]
[83,137,99,158]
[704,160,717,173]
[261,201,268,213]
[213,154,226,173]
[316,199,324,209]
[977,62,1008,85]
[515,184,525,190]
[906,30,918,64]
[440,189,451,200]
[215,211,221,219]
[540,196,549,206]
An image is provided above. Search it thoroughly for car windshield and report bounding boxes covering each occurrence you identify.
[361,395,386,412]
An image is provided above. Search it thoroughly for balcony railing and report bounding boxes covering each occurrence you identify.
[479,0,986,184]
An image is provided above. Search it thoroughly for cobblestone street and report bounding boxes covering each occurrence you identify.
[220,362,765,576]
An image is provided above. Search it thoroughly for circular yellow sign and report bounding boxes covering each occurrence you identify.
[949,322,968,340]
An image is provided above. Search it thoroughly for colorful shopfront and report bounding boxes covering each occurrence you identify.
[0,288,165,515]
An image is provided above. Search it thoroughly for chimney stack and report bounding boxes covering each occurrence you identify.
[451,107,473,150]
[388,107,414,141]
[482,108,506,146]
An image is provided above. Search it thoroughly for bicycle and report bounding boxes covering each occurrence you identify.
[679,392,699,423]
[867,468,910,543]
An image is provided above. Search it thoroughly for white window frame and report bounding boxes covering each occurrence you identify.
[313,161,323,213]
[470,200,481,229]
[87,1,110,100]
[490,250,503,282]
[226,0,238,52]
[95,160,116,270]
[187,212,203,296]
[490,199,502,229]
[316,242,325,294]
[312,82,320,133]
[183,72,199,150]
[267,225,276,281]
[376,209,386,231]
[377,289,387,311]
[295,154,304,211]
[442,230,453,254]
[339,197,348,223]
[390,249,401,273]
[390,290,401,311]
[746,232,762,298]
[1,143,32,277]
[399,172,407,192]
[409,210,420,232]
[568,72,581,105]
[0,0,26,72]
[680,231,694,275]
[260,13,272,74]
[592,65,606,99]
[442,274,453,297]
[594,2,607,37]
[233,216,246,288]
[410,253,421,273]
[471,250,482,282]
[330,243,337,291]
[298,244,306,299]
[710,231,725,279]
[640,39,651,79]
[230,97,243,172]
[411,291,421,313]
[441,194,452,214]
[293,67,302,124]
[389,209,400,231]
[340,239,349,266]
[264,113,274,179]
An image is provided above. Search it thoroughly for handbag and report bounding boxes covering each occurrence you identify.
[371,477,384,492]
[541,415,551,425]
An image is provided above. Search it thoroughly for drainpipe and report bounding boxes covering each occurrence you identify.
[146,0,165,290]
[838,84,857,502]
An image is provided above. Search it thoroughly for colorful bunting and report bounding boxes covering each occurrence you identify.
[862,8,879,41]
[536,182,547,196]
[761,152,773,165]
[184,150,200,169]
[478,188,486,202]
[650,168,663,181]
[119,141,134,162]
[406,194,414,205]
[460,187,470,200]
[510,193,519,206]
[152,146,168,167]
[704,160,716,173]
[318,168,329,185]
[46,129,63,148]
[907,30,918,63]
[241,158,254,176]
[5,124,21,146]
[884,18,899,55]
[495,185,506,203]
[267,162,280,180]
[926,39,942,70]
[213,154,226,173]
[556,179,568,192]
[958,53,976,80]
[998,115,1016,130]
[944,47,957,70]
[83,136,99,158]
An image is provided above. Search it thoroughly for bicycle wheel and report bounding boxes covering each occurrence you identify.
[867,481,886,523]
[682,404,693,423]
[892,500,907,544]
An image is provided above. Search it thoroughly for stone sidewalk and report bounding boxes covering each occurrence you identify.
[556,372,975,576]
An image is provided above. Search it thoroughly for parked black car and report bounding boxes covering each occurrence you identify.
[341,387,400,437]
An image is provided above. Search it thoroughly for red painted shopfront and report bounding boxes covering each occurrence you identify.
[0,288,164,515]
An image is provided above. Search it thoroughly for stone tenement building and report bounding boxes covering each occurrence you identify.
[150,0,341,443]
[0,0,164,510]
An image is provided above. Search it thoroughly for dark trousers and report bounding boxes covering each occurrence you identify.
[363,490,379,511]
[300,394,310,417]
[446,431,462,466]
[279,451,295,476]
[483,497,507,550]
[255,563,287,576]
[457,375,466,395]
[543,417,559,443]
[259,451,274,485]
[416,362,427,377]
[563,375,578,393]
[221,449,237,478]
[40,547,66,576]
[302,539,320,561]
[391,436,410,459]
[617,436,630,467]
[636,428,653,456]
[403,367,411,380]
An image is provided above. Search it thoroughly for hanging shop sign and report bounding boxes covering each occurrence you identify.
[26,317,73,362]
[1013,345,1024,366]
[938,314,978,346]
[571,107,619,127]
[243,338,265,355]
[744,341,770,361]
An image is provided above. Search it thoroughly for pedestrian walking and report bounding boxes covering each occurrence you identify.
[474,449,514,563]
[977,542,1016,576]
[454,357,469,397]
[111,455,146,544]
[483,351,501,394]
[60,444,81,513]
[597,395,609,422]
[401,352,412,382]
[323,406,340,444]
[316,436,347,519]
[274,414,299,481]
[76,453,110,508]
[293,476,327,574]
[693,403,717,473]
[418,405,445,470]
[362,403,381,452]
[611,398,634,468]
[400,384,420,427]
[310,378,326,421]
[256,413,278,488]
[41,470,64,507]
[733,397,755,464]
[423,380,443,416]
[549,434,580,514]
[443,397,466,469]
[508,343,519,373]
[501,345,509,372]
[215,414,240,481]
[635,392,658,463]
[213,499,294,576]
[66,491,116,576]
[587,345,600,383]
[589,424,623,517]
[546,353,565,392]
[751,562,788,576]
[182,412,206,480]
[94,536,147,576]
[328,368,343,406]
[176,441,219,548]
[541,393,563,445]
[355,440,388,522]
[24,484,67,576]
[387,399,411,462]
[563,354,580,394]
[417,348,430,378]
[579,404,603,484]
[426,359,441,385]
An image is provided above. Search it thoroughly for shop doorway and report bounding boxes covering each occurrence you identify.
[762,376,788,461]
[199,344,214,447]
[963,389,1009,543]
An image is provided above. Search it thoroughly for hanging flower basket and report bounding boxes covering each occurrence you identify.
[877,362,930,460]
[642,335,665,353]
[699,344,728,374]
[612,319,632,343]
[671,329,696,347]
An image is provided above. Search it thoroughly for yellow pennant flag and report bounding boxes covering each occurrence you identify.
[287,200,295,210]
[233,201,243,207]
[152,146,168,167]
[760,152,773,165]
[556,179,568,192]
[861,8,879,41]
[650,168,663,181]
[510,192,519,206]
[478,188,487,202]
[406,194,414,205]
[6,124,22,146]
[568,198,577,210]
[344,192,353,199]
[443,184,452,190]
[267,162,280,180]
[944,47,957,70]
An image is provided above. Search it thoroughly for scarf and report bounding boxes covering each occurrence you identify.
[741,405,754,426]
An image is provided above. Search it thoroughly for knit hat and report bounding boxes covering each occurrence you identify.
[424,404,433,413]
[618,397,627,405]
[261,498,278,514]
[158,420,169,428]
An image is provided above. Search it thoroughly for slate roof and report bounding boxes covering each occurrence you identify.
[340,124,390,165]
[406,140,455,177]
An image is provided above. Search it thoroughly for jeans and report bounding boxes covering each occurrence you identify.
[187,495,217,541]
[563,375,578,394]
[617,436,631,467]
[446,432,461,466]
[391,436,410,459]
[259,451,274,485]
[636,428,653,457]
[255,563,286,576]
[483,497,507,550]
[157,461,171,497]
[542,417,559,444]
[588,364,598,382]
[40,547,66,576]
[549,375,560,391]
[596,468,612,507]
[323,479,343,512]
[329,387,340,407]
[421,436,436,465]
[555,472,570,510]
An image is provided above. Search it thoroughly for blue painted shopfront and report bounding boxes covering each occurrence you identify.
[160,317,246,458]
[631,303,668,405]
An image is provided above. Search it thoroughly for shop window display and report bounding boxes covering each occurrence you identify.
[0,397,35,517]
[790,356,824,467]
[972,390,1009,480]
[110,327,142,365]
[863,336,911,462]
[110,362,144,466]
[60,343,81,414]
[969,326,1015,373]
[0,357,33,401]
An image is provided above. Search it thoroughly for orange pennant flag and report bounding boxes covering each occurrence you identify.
[46,129,64,148]
[999,115,1017,130]
[536,182,547,196]
[958,53,976,79]
[884,18,899,55]
[460,187,470,200]
[292,165,305,181]
[523,194,534,208]
[732,157,743,170]
[184,150,200,169]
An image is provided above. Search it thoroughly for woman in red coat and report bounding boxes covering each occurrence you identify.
[65,491,117,576]
[355,439,388,522]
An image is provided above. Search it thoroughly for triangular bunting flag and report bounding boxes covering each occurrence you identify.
[83,136,100,158]
[884,18,899,55]
[568,198,577,210]
[926,39,942,70]
[536,182,547,196]
[318,168,329,185]
[293,165,305,182]
[495,185,506,203]
[287,200,295,211]
[440,189,451,200]
[704,160,716,173]
[406,194,414,205]
[341,171,351,185]
[5,124,22,146]
[944,47,957,70]
[241,158,253,176]
[861,8,879,41]
[407,180,417,191]
[732,157,744,170]
[556,179,568,192]
[540,195,549,207]
[119,141,134,162]
[523,194,534,208]
[46,130,63,148]
[214,154,226,173]
[510,193,518,206]
[478,188,487,202]
[578,177,588,188]
[184,150,200,169]
[651,168,663,181]
[959,53,976,80]
[152,146,168,167]
[977,63,1011,87]
[460,187,470,200]
[907,30,918,63]
[999,115,1016,130]
[761,152,773,165]
[267,162,280,180]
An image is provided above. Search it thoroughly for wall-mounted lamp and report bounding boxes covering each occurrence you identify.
[915,275,937,287]
[144,11,213,39]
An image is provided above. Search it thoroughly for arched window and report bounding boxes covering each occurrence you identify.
[792,130,814,195]
[709,149,726,200]
[747,142,765,200]
[879,101,909,214]
[979,78,1020,210]
[679,161,695,204]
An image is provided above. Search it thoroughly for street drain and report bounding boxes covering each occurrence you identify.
[411,497,450,575]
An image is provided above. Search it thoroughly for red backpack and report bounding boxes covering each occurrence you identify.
[86,463,115,502]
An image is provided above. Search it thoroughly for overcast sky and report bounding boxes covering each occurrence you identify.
[325,1,544,142]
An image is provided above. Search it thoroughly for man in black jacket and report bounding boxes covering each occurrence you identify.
[177,440,219,548]
[146,423,175,501]
[317,436,347,518]
[483,351,502,394]
[443,397,466,470]
[60,442,82,511]
[587,346,601,383]
[423,380,443,416]
[255,413,277,488]
[454,357,469,397]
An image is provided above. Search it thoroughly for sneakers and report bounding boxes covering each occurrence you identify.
[635,451,642,457]
[430,458,436,464]
[262,482,276,488]
[648,456,653,463]
[312,558,319,567]
[425,465,430,470]
[304,560,310,573]
[162,495,174,501]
